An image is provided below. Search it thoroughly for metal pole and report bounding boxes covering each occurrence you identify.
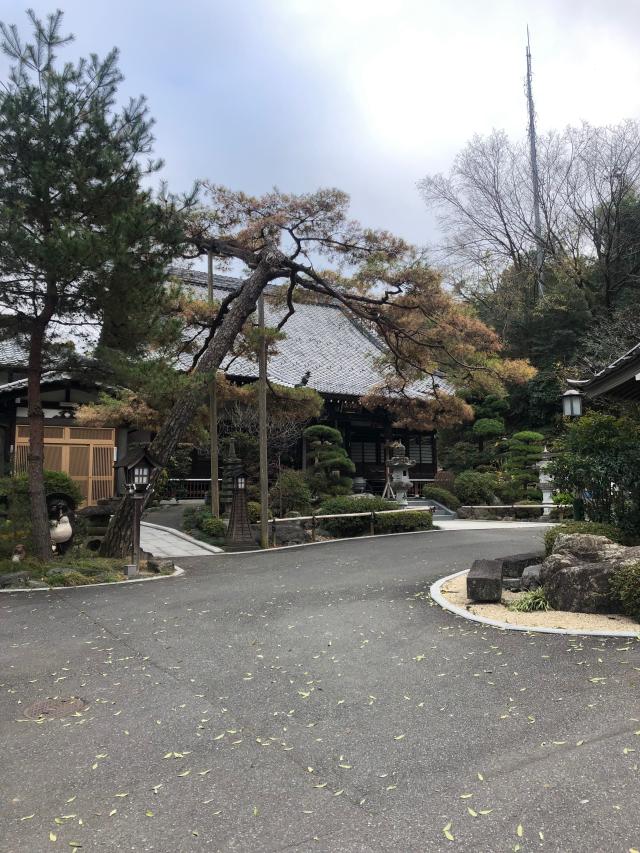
[258,293,269,548]
[207,250,219,517]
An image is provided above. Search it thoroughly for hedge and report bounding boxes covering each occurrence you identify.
[421,485,460,510]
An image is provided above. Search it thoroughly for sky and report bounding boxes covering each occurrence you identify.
[3,0,640,252]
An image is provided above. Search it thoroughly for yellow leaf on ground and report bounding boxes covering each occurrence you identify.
[517,824,524,837]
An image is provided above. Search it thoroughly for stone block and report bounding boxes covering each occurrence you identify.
[467,559,502,602]
[499,551,545,578]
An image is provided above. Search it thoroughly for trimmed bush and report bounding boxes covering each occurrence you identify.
[318,495,396,537]
[199,515,226,539]
[453,470,497,505]
[513,501,543,520]
[421,485,460,510]
[374,510,433,534]
[610,562,640,623]
[269,468,312,516]
[543,521,626,556]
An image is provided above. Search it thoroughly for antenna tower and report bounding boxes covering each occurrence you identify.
[526,27,544,298]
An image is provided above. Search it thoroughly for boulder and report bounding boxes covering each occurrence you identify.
[521,564,542,590]
[553,533,625,562]
[467,559,502,602]
[542,560,622,613]
[271,521,312,547]
[0,570,29,588]
[540,533,640,613]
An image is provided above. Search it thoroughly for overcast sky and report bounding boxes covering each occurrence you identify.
[3,0,640,250]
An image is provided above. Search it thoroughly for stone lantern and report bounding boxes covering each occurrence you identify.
[382,440,415,507]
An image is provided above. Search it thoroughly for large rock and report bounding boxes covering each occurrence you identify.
[0,571,29,588]
[540,533,640,613]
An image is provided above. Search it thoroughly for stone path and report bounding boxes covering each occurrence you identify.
[140,521,222,557]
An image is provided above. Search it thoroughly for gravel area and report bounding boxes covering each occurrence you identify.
[442,570,640,633]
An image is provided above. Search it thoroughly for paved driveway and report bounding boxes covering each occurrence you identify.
[1,528,639,852]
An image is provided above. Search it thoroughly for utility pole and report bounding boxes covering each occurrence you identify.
[257,293,269,548]
[207,249,219,517]
[526,26,544,299]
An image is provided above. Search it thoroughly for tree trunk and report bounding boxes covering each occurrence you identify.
[27,322,52,561]
[101,261,274,557]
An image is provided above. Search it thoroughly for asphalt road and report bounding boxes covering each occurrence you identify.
[2,528,639,853]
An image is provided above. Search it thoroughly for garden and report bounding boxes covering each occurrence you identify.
[0,471,173,590]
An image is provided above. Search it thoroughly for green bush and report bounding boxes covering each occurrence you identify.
[318,496,396,537]
[46,570,93,587]
[508,587,550,612]
[421,485,460,510]
[304,424,355,499]
[183,507,226,542]
[4,471,84,508]
[374,510,433,534]
[544,521,626,556]
[513,501,543,520]
[199,515,226,539]
[269,468,312,517]
[453,471,497,505]
[610,562,640,622]
[247,501,262,523]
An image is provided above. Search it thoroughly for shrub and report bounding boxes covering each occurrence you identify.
[543,521,626,556]
[199,515,226,539]
[47,570,94,587]
[183,507,226,541]
[374,510,433,534]
[453,471,496,505]
[318,495,396,537]
[513,501,543,520]
[508,587,550,612]
[247,501,262,523]
[269,468,312,517]
[421,485,460,510]
[610,562,640,623]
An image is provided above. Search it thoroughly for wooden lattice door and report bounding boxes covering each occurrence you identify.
[14,425,116,507]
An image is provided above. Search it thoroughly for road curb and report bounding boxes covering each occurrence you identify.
[430,570,640,638]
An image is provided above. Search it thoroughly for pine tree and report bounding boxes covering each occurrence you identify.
[0,11,189,557]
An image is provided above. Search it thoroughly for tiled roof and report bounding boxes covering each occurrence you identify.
[569,341,640,393]
[0,338,28,367]
[174,267,449,399]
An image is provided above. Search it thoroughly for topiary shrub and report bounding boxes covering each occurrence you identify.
[318,495,396,537]
[543,521,626,556]
[304,425,355,499]
[269,468,312,517]
[610,562,640,623]
[453,470,497,505]
[421,485,460,510]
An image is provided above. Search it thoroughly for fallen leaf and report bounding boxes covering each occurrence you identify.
[516,824,524,837]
